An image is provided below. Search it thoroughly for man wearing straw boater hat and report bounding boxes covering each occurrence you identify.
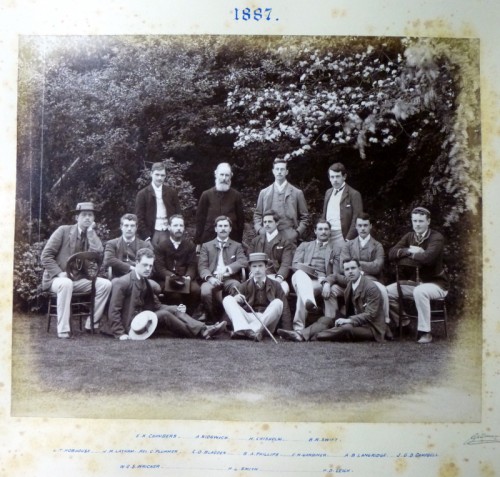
[41,201,112,339]
[102,248,226,340]
[222,252,292,341]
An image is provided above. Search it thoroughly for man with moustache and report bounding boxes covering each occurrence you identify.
[278,258,385,342]
[223,253,292,341]
[248,209,295,295]
[322,162,363,250]
[194,162,245,249]
[154,214,201,314]
[102,248,226,340]
[198,215,248,323]
[253,158,310,243]
[386,207,449,344]
[135,162,182,247]
[104,213,154,278]
[290,220,343,332]
[41,201,112,339]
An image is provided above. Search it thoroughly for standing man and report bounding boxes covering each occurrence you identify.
[102,248,225,340]
[290,220,343,331]
[154,214,201,314]
[386,207,449,344]
[253,158,310,243]
[198,216,248,323]
[248,209,295,295]
[322,162,363,250]
[223,253,292,341]
[135,162,181,246]
[194,162,245,248]
[41,202,112,339]
[338,213,389,324]
[278,258,385,342]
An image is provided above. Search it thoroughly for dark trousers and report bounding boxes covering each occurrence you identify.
[316,324,375,342]
[155,305,205,338]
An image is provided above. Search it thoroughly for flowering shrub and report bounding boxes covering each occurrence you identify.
[13,240,47,312]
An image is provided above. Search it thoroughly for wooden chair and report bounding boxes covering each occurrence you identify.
[395,259,449,339]
[46,291,94,333]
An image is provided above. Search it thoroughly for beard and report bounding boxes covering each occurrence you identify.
[215,181,230,192]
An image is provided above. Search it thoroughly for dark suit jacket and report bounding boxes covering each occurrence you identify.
[104,236,153,277]
[345,275,385,342]
[249,233,295,280]
[194,187,244,244]
[154,238,198,284]
[253,183,310,238]
[135,184,181,240]
[198,238,248,280]
[41,224,103,290]
[322,184,363,240]
[292,239,340,278]
[388,229,449,290]
[236,277,292,330]
[103,271,160,337]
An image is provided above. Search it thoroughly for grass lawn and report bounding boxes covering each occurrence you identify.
[11,312,481,422]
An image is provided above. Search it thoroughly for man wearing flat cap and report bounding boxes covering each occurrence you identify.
[41,201,112,339]
[222,253,292,341]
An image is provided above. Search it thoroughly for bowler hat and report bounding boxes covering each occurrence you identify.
[66,251,103,281]
[74,202,97,213]
[128,311,158,340]
[248,252,269,264]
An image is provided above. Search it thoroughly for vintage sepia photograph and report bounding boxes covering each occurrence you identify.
[12,34,482,422]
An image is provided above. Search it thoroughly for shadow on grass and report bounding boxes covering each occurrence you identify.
[11,312,481,422]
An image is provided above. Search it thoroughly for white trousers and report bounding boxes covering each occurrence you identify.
[267,274,290,295]
[222,296,283,333]
[386,282,447,332]
[291,270,340,332]
[50,277,112,334]
[373,280,390,324]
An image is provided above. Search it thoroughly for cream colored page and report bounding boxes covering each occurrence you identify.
[1,0,499,475]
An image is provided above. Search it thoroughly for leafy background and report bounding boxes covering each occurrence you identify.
[14,35,481,319]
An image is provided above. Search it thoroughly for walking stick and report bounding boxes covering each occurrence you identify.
[232,286,279,344]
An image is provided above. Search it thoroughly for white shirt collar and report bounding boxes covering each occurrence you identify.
[274,180,288,192]
[358,234,371,247]
[352,275,362,291]
[266,230,279,242]
[152,182,163,192]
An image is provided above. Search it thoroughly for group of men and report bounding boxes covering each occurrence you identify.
[40,159,448,344]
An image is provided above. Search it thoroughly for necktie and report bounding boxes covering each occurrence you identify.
[256,279,263,289]
[216,242,225,274]
[79,230,88,251]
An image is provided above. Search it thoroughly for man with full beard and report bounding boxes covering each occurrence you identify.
[194,162,245,250]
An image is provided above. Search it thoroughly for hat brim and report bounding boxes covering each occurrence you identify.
[128,311,158,340]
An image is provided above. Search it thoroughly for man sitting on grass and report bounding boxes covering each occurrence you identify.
[101,248,225,340]
[278,258,385,342]
[223,253,292,341]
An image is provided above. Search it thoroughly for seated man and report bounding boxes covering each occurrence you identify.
[290,220,342,331]
[198,215,248,323]
[278,258,385,342]
[101,248,226,340]
[386,207,449,344]
[41,201,112,339]
[104,213,156,277]
[153,214,201,314]
[337,213,389,325]
[248,209,295,295]
[223,253,292,341]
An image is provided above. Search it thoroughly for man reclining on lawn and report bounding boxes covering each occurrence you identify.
[278,258,385,342]
[101,248,226,340]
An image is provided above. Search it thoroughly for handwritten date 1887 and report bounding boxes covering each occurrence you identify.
[233,8,278,21]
